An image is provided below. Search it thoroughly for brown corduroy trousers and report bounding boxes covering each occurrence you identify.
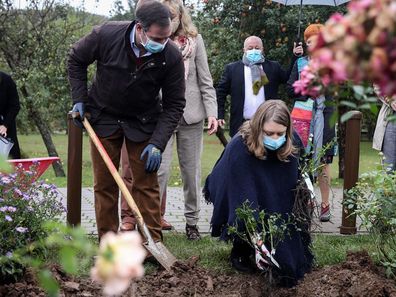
[90,129,162,241]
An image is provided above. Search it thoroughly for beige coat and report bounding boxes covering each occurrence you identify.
[182,34,217,124]
[373,103,392,151]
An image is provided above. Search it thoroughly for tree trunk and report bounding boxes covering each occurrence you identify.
[20,86,66,177]
[338,105,347,179]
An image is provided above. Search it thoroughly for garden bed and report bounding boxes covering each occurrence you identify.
[1,251,395,297]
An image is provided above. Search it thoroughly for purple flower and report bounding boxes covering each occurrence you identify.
[0,176,11,184]
[0,198,4,202]
[14,188,23,196]
[5,215,12,222]
[0,206,17,212]
[22,194,30,200]
[7,206,17,212]
[16,227,28,233]
[6,252,12,258]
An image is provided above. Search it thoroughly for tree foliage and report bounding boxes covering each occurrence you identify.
[0,0,105,175]
[193,0,347,87]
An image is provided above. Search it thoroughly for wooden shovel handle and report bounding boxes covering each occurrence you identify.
[82,118,145,228]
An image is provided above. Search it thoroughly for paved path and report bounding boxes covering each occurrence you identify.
[58,187,365,235]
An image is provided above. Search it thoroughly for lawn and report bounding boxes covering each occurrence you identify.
[18,133,381,188]
[162,233,377,273]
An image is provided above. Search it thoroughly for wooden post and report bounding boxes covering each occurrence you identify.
[66,112,83,226]
[340,111,362,235]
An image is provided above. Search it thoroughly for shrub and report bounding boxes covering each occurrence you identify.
[0,164,65,282]
[346,167,396,277]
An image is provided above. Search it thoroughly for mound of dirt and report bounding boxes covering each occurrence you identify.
[1,251,395,297]
[134,256,265,297]
[275,251,396,297]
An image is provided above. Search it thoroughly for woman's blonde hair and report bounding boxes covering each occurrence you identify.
[239,100,297,161]
[160,0,198,37]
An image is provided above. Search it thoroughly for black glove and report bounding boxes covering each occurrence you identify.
[71,102,85,129]
[140,144,162,173]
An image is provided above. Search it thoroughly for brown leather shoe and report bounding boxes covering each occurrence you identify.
[161,218,173,230]
[120,221,136,232]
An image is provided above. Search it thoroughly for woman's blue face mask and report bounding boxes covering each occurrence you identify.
[263,134,286,151]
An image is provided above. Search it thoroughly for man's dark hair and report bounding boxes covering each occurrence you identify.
[136,1,171,31]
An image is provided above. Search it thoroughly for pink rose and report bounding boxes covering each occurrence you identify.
[91,231,146,296]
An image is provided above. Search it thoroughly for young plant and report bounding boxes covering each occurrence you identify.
[228,201,292,272]
[296,138,338,226]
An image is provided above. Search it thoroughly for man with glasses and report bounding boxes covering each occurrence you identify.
[67,0,186,242]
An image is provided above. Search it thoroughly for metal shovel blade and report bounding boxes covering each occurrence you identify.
[141,224,177,271]
[144,241,177,271]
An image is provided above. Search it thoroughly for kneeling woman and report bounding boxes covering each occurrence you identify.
[204,100,312,286]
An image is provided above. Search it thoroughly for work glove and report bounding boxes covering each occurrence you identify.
[140,144,162,173]
[71,102,85,129]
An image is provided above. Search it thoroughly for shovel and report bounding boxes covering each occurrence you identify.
[76,115,177,271]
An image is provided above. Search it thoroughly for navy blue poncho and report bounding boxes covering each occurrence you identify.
[204,134,313,284]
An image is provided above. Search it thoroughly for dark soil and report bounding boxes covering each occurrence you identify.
[0,251,395,297]
[274,251,396,297]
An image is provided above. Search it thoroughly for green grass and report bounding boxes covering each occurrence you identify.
[143,234,376,274]
[312,234,377,267]
[330,141,382,186]
[17,133,225,187]
[17,134,381,188]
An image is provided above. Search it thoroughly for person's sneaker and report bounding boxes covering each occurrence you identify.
[319,203,331,222]
[186,224,201,240]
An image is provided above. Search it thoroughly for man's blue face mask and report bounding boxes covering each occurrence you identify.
[263,134,286,151]
[246,49,263,63]
[141,30,168,54]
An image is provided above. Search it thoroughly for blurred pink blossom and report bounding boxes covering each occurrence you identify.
[293,0,396,98]
[91,231,146,296]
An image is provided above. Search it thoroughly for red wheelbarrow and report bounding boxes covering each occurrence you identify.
[7,157,60,181]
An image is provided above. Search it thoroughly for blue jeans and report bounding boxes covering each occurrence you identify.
[383,114,396,172]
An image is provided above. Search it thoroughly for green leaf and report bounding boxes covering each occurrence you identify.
[38,269,59,297]
[353,85,365,97]
[370,103,378,115]
[340,111,356,123]
[0,156,12,173]
[340,100,357,108]
[357,103,371,110]
[59,246,78,275]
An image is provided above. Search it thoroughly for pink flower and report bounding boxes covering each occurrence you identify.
[348,0,373,13]
[331,61,348,82]
[329,12,344,23]
[91,231,146,296]
[293,0,396,98]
